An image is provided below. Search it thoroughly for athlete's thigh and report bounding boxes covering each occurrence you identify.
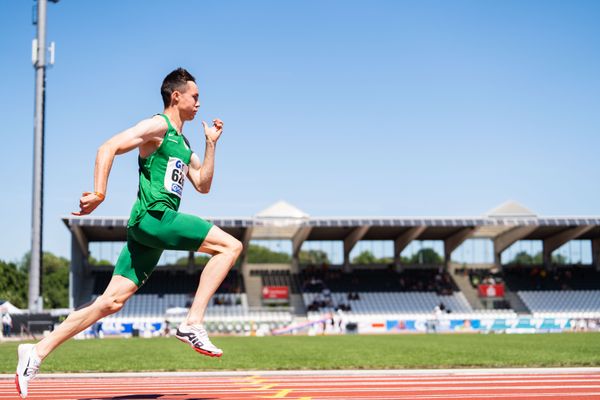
[197,225,239,255]
[134,209,212,252]
[113,235,164,287]
[100,275,139,303]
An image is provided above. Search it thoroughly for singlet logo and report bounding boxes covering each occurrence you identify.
[164,157,188,198]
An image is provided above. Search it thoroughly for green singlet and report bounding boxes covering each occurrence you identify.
[113,114,213,286]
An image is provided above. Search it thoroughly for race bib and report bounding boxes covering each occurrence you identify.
[164,157,188,198]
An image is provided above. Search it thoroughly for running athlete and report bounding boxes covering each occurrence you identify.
[16,68,242,398]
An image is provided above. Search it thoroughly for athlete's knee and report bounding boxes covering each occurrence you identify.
[221,238,242,259]
[229,238,243,258]
[96,295,127,316]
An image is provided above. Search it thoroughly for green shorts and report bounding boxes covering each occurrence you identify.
[113,209,213,287]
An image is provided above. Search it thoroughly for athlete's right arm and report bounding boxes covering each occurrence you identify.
[72,116,168,216]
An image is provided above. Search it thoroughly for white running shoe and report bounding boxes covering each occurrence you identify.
[15,344,42,399]
[175,324,223,357]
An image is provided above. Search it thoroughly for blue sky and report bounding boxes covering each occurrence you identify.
[1,0,599,262]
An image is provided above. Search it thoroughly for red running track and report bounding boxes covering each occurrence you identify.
[2,370,600,400]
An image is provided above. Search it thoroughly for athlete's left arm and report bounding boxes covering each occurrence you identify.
[187,119,223,193]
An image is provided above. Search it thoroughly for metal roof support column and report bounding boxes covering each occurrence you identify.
[343,226,370,273]
[186,251,195,272]
[592,238,600,272]
[239,227,254,276]
[291,227,312,274]
[444,227,475,269]
[394,226,426,271]
[69,225,89,309]
[542,226,593,268]
[493,226,538,268]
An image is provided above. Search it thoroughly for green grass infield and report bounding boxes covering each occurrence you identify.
[1,333,599,373]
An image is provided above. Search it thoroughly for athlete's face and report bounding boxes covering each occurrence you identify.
[175,81,200,121]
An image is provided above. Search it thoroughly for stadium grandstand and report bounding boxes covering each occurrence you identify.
[62,201,600,336]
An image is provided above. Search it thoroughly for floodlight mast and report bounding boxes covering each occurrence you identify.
[29,0,57,312]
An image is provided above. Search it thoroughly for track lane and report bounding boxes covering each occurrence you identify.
[0,370,599,400]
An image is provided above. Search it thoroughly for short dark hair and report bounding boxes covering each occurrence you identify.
[161,68,196,108]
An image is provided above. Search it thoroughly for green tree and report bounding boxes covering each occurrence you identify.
[88,256,113,266]
[352,250,379,264]
[174,255,212,266]
[508,251,533,265]
[247,244,291,263]
[20,251,70,309]
[410,248,443,264]
[551,253,568,264]
[0,260,28,308]
[41,252,70,309]
[508,251,543,265]
[351,250,394,264]
[299,249,330,264]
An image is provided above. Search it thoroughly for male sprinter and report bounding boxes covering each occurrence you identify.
[16,68,242,398]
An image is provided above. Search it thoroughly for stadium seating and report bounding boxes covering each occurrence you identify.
[89,263,600,335]
[99,293,246,319]
[303,291,472,316]
[518,290,600,318]
[97,291,292,334]
[93,268,245,295]
[298,267,457,294]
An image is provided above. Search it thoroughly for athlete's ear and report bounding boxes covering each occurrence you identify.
[171,91,180,105]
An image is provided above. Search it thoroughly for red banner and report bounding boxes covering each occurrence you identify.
[478,284,505,298]
[262,286,289,300]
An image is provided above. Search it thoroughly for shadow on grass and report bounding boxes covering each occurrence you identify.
[78,395,216,400]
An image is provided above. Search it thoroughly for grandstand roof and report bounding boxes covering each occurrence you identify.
[61,200,600,243]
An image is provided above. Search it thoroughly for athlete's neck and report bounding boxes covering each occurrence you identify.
[163,109,184,133]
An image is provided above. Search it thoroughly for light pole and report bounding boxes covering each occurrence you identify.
[29,0,57,312]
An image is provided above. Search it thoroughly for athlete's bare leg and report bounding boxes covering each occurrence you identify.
[34,275,138,360]
[185,226,242,325]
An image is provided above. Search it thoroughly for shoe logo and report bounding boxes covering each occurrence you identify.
[177,331,204,348]
[23,360,31,377]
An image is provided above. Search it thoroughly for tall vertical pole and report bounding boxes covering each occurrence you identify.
[29,0,47,312]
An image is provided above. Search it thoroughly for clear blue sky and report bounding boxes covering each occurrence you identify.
[1,0,599,262]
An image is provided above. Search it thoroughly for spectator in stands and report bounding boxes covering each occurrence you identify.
[398,277,406,290]
[336,303,352,312]
[484,276,496,285]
